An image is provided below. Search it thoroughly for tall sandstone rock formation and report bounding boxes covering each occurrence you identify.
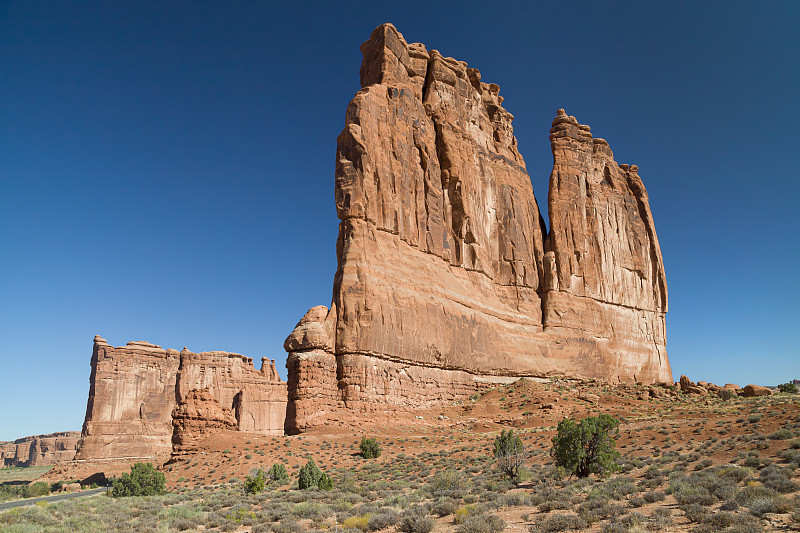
[284,24,670,431]
[76,336,286,462]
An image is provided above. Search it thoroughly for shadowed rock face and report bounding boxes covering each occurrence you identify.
[76,336,286,462]
[285,23,671,431]
[0,432,80,467]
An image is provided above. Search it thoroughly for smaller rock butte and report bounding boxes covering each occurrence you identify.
[75,336,286,463]
[0,432,80,467]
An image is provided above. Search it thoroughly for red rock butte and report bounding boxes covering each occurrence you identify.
[75,23,670,460]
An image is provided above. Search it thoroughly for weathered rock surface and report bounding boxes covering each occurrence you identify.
[0,432,80,467]
[76,336,286,462]
[743,384,773,397]
[171,388,238,457]
[284,23,671,431]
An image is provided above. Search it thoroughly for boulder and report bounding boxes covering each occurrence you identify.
[743,384,773,397]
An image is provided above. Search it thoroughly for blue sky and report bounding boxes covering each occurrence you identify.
[1,1,798,441]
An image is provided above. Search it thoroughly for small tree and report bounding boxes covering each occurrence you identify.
[298,457,323,490]
[244,468,267,494]
[112,462,166,497]
[360,437,382,459]
[493,429,526,483]
[318,471,334,491]
[267,463,289,485]
[778,383,799,394]
[550,414,620,478]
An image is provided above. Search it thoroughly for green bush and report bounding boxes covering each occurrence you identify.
[718,388,736,401]
[493,429,526,483]
[298,457,332,490]
[778,382,799,393]
[244,468,267,494]
[550,414,620,478]
[268,463,289,485]
[318,471,334,491]
[23,481,50,498]
[112,462,166,497]
[360,437,382,459]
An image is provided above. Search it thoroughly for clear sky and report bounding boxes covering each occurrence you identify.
[1,1,798,441]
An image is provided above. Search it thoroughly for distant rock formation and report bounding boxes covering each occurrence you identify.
[284,23,670,432]
[0,432,80,467]
[75,336,286,462]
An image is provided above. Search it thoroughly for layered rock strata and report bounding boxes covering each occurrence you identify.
[284,23,671,431]
[76,336,286,462]
[0,432,80,467]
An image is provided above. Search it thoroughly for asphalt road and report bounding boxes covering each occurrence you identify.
[0,487,107,510]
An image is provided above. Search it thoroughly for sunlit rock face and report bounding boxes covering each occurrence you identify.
[285,23,671,431]
[1,432,80,467]
[76,336,287,461]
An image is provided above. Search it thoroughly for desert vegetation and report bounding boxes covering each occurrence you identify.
[2,379,800,532]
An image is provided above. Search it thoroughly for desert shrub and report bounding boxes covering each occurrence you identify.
[493,429,526,483]
[431,499,457,516]
[342,514,371,531]
[496,491,529,507]
[718,388,736,401]
[778,383,799,394]
[360,437,382,459]
[601,512,646,533]
[245,468,267,494]
[649,507,673,530]
[397,507,435,533]
[367,509,400,531]
[112,462,166,497]
[23,482,50,498]
[759,465,799,493]
[454,504,486,524]
[628,496,645,507]
[271,519,304,533]
[769,428,794,440]
[529,513,587,532]
[577,498,624,523]
[268,463,289,485]
[782,449,800,468]
[643,491,666,503]
[551,414,620,478]
[680,503,710,523]
[429,469,470,496]
[456,513,506,533]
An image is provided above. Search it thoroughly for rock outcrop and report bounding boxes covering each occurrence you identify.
[284,23,671,432]
[76,336,286,462]
[171,388,238,458]
[743,384,773,397]
[0,432,80,467]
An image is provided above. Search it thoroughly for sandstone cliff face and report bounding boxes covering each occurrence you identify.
[171,388,238,457]
[285,23,671,431]
[76,336,286,462]
[0,432,80,467]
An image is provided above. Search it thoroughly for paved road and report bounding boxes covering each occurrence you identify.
[0,487,107,510]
